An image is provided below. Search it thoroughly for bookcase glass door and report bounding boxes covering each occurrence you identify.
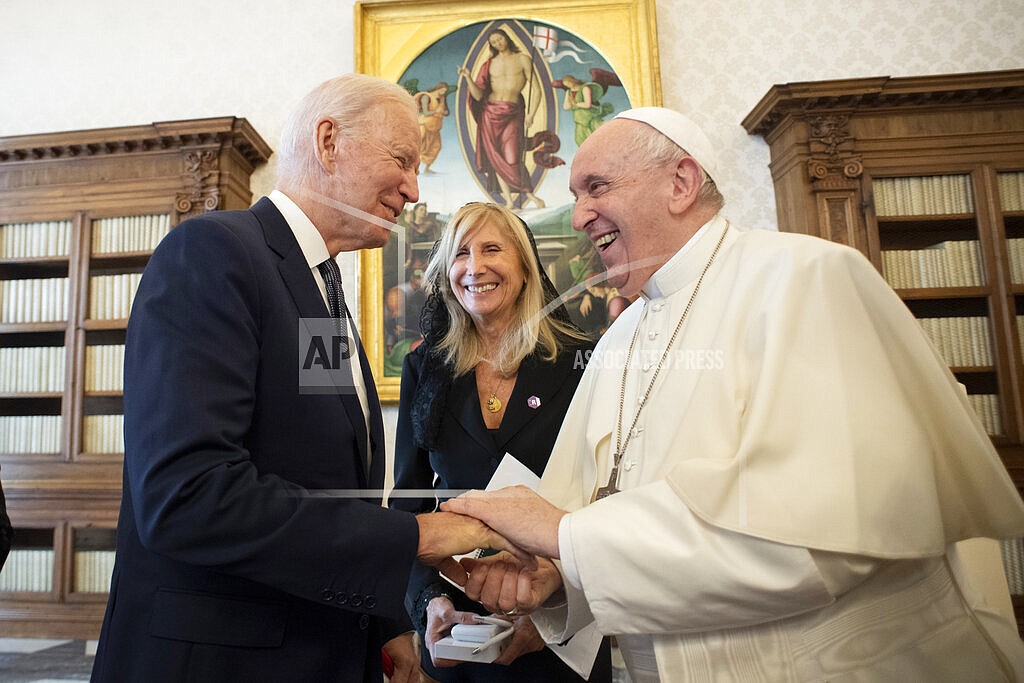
[0,219,74,461]
[0,527,55,593]
[873,173,1001,437]
[71,527,116,595]
[77,213,168,461]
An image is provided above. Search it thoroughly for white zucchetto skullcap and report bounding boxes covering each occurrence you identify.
[614,107,720,182]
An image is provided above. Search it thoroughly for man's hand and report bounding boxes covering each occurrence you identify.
[381,632,423,683]
[415,511,534,586]
[440,486,566,559]
[460,553,564,616]
[423,596,480,668]
[493,616,546,665]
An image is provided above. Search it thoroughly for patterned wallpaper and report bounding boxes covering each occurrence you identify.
[3,0,1022,232]
[1,0,1022,445]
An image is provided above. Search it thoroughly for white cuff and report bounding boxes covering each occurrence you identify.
[558,512,582,589]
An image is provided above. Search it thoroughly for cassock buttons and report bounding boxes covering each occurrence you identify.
[350,594,363,607]
[335,592,349,605]
[320,589,336,602]
[365,596,377,609]
[359,614,370,630]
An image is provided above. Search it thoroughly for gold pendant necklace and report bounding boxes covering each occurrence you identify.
[597,223,729,500]
[482,363,513,414]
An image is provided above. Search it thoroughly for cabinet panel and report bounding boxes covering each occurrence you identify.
[0,118,270,637]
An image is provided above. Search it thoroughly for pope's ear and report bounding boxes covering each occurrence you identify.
[315,118,338,174]
[668,156,703,214]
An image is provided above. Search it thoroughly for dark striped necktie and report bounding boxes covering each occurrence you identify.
[317,257,348,333]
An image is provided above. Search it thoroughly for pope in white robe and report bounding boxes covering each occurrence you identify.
[442,107,1024,682]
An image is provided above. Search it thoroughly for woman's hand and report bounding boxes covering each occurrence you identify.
[423,595,481,668]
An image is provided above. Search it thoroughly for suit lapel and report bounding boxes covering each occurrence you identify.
[251,198,371,484]
[494,352,573,451]
[450,370,495,453]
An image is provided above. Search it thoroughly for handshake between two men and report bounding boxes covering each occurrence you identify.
[414,486,568,667]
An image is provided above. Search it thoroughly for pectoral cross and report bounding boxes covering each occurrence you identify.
[595,463,620,500]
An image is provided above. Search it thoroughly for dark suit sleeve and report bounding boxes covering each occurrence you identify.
[123,217,418,618]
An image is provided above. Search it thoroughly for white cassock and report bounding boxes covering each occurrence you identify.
[532,214,1024,682]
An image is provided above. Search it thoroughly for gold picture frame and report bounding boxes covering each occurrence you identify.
[355,0,661,402]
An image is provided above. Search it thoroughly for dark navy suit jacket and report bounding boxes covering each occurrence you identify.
[92,198,419,682]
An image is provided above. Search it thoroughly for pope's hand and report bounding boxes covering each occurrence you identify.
[460,552,564,616]
[440,486,565,559]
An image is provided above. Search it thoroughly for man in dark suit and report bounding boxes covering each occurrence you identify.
[0,470,10,570]
[91,74,514,683]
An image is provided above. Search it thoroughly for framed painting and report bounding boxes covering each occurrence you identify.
[355,0,661,401]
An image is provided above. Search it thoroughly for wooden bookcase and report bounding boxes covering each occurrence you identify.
[0,118,272,638]
[742,67,1024,629]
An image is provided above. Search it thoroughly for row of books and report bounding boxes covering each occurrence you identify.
[73,550,116,593]
[0,415,61,454]
[92,214,171,255]
[88,273,143,321]
[0,346,65,393]
[85,345,125,392]
[916,316,992,368]
[999,171,1024,213]
[0,221,73,259]
[967,393,1002,436]
[873,175,975,217]
[1005,239,1024,284]
[0,277,69,324]
[83,414,124,454]
[0,549,53,592]
[1001,537,1024,594]
[880,241,983,289]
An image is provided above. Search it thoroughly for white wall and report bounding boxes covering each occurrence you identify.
[2,0,1023,452]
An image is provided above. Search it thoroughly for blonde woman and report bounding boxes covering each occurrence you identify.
[392,202,610,682]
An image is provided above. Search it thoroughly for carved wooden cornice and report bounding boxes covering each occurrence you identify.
[175,150,221,218]
[806,113,863,187]
[0,117,273,167]
[742,69,1024,138]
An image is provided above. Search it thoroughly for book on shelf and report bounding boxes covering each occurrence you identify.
[0,415,62,454]
[82,414,124,454]
[87,273,143,321]
[880,241,982,289]
[916,316,992,367]
[1001,537,1024,594]
[91,214,171,255]
[85,345,125,393]
[873,175,974,217]
[0,346,65,393]
[0,549,54,592]
[966,393,1002,436]
[0,221,73,259]
[73,550,116,593]
[999,171,1024,213]
[0,277,69,324]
